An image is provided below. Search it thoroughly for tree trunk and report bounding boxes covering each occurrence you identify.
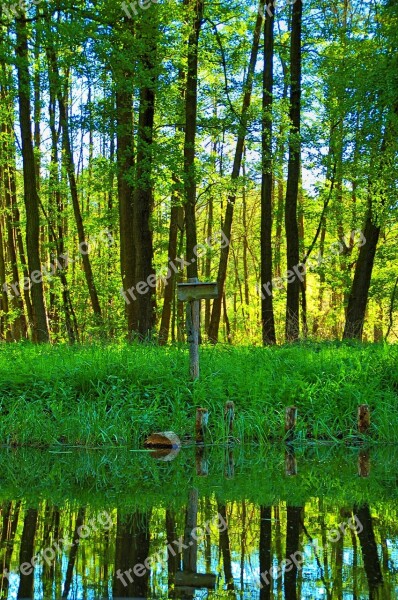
[184,0,204,280]
[159,204,183,345]
[208,2,264,342]
[284,0,302,341]
[15,16,49,342]
[134,14,158,339]
[261,3,276,345]
[115,46,137,336]
[47,45,102,322]
[343,102,398,339]
[259,506,272,600]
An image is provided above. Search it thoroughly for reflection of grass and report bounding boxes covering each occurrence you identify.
[0,444,397,510]
[0,341,397,446]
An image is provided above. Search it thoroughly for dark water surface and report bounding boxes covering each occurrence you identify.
[0,445,397,599]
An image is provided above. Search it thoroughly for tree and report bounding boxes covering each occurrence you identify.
[261,1,276,345]
[15,16,49,342]
[284,0,302,342]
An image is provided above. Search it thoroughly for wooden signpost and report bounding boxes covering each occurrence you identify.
[177,278,218,380]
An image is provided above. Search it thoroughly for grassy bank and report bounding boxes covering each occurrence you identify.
[0,342,397,447]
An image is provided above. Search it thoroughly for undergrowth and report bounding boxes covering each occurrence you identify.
[0,341,397,447]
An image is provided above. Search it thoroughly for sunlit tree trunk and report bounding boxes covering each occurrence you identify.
[134,12,158,339]
[261,2,276,345]
[183,0,204,281]
[15,16,49,342]
[208,1,264,342]
[284,0,302,341]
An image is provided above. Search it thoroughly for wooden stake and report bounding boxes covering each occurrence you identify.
[224,401,235,439]
[358,448,370,478]
[285,448,297,476]
[195,446,208,476]
[358,404,370,434]
[285,406,298,442]
[186,278,200,380]
[195,407,208,444]
[224,448,234,479]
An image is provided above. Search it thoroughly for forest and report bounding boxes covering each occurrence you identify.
[0,0,396,345]
[1,4,398,598]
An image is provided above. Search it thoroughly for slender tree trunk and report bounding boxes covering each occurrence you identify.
[159,204,183,344]
[46,45,102,321]
[343,100,398,339]
[0,218,10,340]
[259,506,272,600]
[46,57,77,343]
[61,508,85,599]
[15,17,49,342]
[284,0,302,341]
[298,190,308,336]
[261,4,276,345]
[184,0,204,280]
[217,503,234,590]
[12,192,34,329]
[312,219,326,336]
[208,2,264,342]
[0,112,27,339]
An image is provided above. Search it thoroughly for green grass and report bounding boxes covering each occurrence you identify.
[0,341,397,447]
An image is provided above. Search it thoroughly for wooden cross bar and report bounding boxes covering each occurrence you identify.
[177,278,218,380]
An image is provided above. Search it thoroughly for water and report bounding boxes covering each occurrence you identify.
[0,445,397,599]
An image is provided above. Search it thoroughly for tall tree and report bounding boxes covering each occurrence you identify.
[184,0,204,279]
[261,2,276,345]
[134,9,158,338]
[115,20,137,337]
[343,102,398,339]
[15,16,50,342]
[208,1,264,343]
[284,0,302,341]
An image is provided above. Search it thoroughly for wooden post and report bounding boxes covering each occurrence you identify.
[186,278,200,380]
[196,407,208,444]
[285,448,297,476]
[358,448,370,478]
[358,405,370,434]
[224,401,235,439]
[225,448,234,479]
[195,446,208,476]
[285,406,298,442]
[177,279,218,381]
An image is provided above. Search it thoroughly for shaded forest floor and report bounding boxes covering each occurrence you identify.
[1,342,397,447]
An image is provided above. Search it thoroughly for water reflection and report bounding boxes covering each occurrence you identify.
[0,445,397,599]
